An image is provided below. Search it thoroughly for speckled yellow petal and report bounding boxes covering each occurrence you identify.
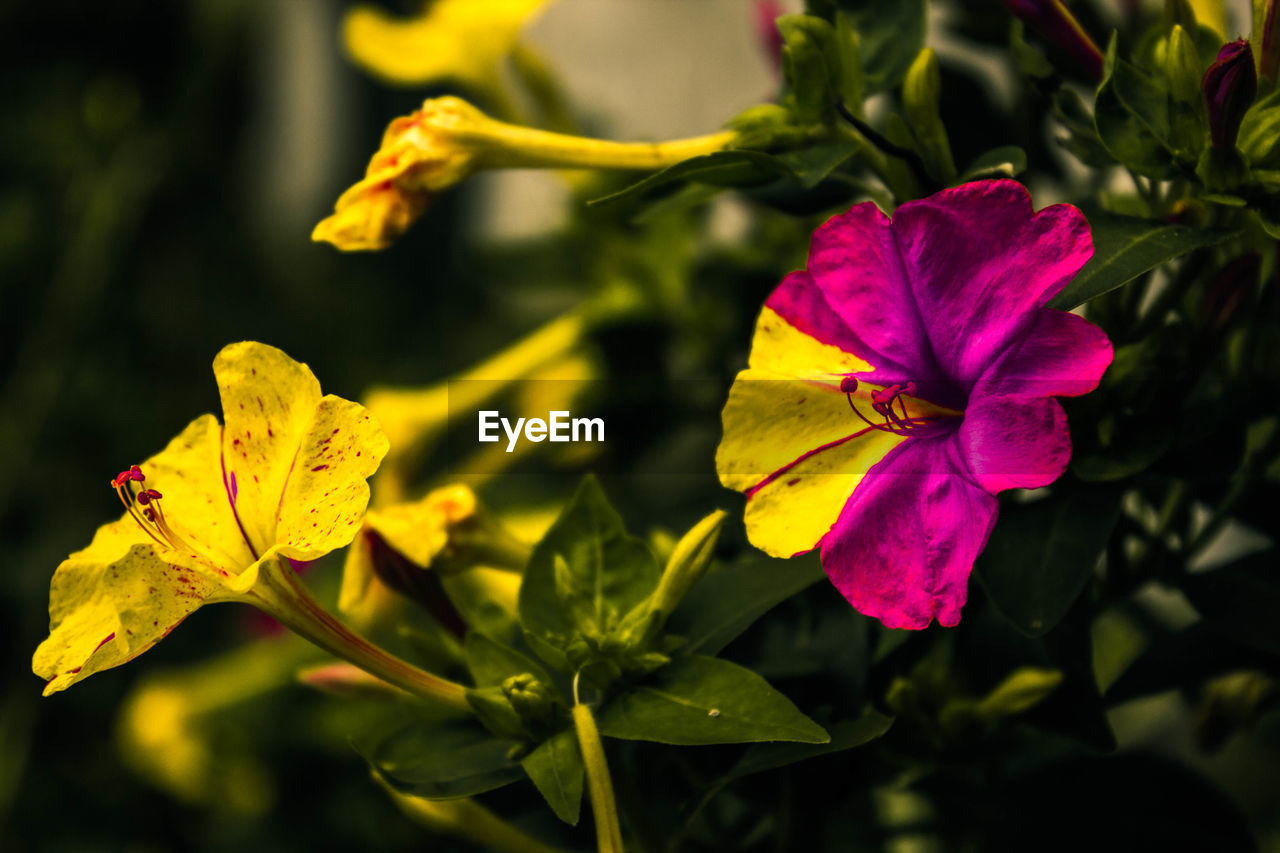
[139,413,258,572]
[272,395,390,560]
[214,342,323,555]
[343,0,549,89]
[33,535,225,696]
[748,306,872,377]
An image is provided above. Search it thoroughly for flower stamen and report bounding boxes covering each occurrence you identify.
[841,378,940,437]
[111,467,194,552]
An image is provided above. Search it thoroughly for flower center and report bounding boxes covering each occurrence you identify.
[112,465,193,552]
[840,377,952,437]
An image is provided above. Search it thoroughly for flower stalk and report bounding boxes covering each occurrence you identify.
[250,557,472,713]
[573,695,625,853]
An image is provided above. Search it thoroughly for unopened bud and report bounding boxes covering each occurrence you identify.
[1000,0,1105,81]
[1204,39,1257,151]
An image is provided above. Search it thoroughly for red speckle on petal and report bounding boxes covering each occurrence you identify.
[312,464,329,472]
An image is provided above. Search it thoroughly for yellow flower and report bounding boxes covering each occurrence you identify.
[312,96,740,252]
[343,0,550,90]
[33,342,389,695]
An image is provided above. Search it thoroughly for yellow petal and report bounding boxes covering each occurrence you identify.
[215,342,323,555]
[366,484,477,568]
[140,413,258,571]
[716,368,875,493]
[215,341,388,563]
[272,395,390,561]
[748,306,872,377]
[33,535,225,696]
[343,0,549,89]
[741,427,904,558]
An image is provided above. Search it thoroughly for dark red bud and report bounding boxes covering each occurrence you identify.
[1000,0,1104,81]
[1203,40,1257,151]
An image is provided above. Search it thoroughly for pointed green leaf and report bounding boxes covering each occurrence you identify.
[666,554,826,656]
[1049,210,1235,310]
[585,151,794,211]
[521,727,584,825]
[596,655,828,746]
[1094,35,1179,178]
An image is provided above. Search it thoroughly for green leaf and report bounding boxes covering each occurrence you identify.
[975,487,1123,637]
[519,476,660,647]
[834,0,926,94]
[956,145,1027,183]
[1181,549,1280,656]
[1239,88,1280,167]
[585,151,794,211]
[1094,36,1179,179]
[1049,210,1234,310]
[465,631,553,687]
[719,710,892,780]
[367,719,523,800]
[775,138,860,188]
[666,554,826,656]
[1052,87,1113,168]
[596,655,829,746]
[520,727,584,825]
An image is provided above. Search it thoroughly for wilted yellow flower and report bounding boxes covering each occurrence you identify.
[344,0,550,91]
[312,97,485,251]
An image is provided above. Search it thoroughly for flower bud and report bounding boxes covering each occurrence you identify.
[648,510,727,620]
[1203,39,1258,150]
[1000,0,1105,81]
[903,47,957,182]
[1166,25,1204,105]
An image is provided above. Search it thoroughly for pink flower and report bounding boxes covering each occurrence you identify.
[716,180,1113,629]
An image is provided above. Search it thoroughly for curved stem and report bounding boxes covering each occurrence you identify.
[573,700,625,853]
[251,558,472,713]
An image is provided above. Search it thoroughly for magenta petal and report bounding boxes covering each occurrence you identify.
[891,180,1093,395]
[959,394,1071,494]
[974,309,1113,399]
[767,203,946,397]
[820,438,998,629]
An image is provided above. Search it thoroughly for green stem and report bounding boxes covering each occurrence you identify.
[251,558,472,713]
[574,696,625,853]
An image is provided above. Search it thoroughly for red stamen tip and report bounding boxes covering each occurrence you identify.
[145,489,162,500]
[904,382,917,396]
[839,376,859,394]
[143,508,156,521]
[130,465,144,482]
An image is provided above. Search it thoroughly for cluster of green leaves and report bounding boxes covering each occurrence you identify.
[359,477,892,828]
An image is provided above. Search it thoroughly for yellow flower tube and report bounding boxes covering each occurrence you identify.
[313,97,740,251]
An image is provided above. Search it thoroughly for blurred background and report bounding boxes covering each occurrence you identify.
[3,0,1278,851]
